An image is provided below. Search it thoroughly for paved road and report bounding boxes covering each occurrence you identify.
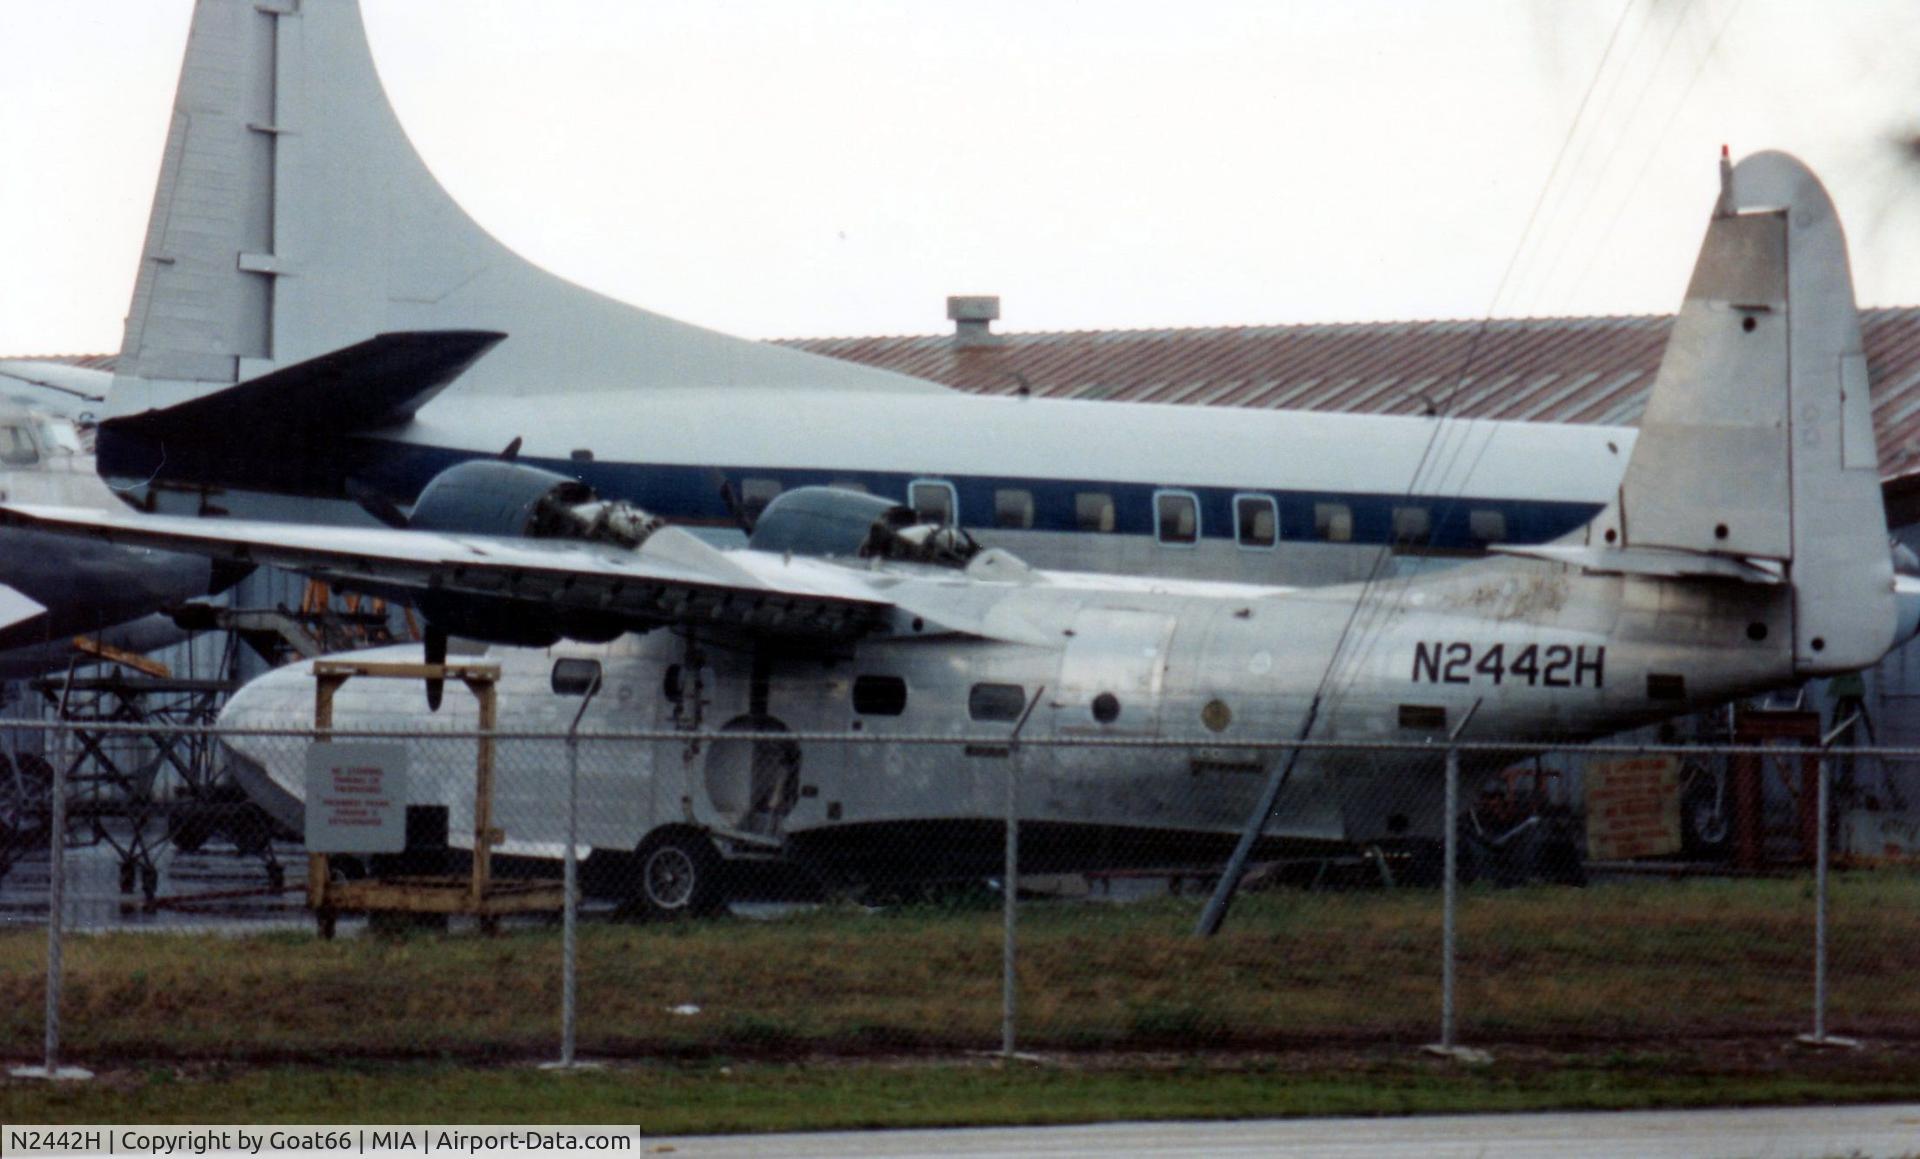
[652,1103,1920,1158]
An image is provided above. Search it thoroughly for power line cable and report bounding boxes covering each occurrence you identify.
[1304,0,1648,732]
[1504,0,1658,310]
[1522,0,1710,312]
[1563,0,1747,306]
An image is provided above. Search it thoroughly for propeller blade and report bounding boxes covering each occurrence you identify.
[499,436,523,462]
[717,477,755,535]
[346,479,410,529]
[425,624,448,712]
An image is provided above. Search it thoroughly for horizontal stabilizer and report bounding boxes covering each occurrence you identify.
[103,330,504,441]
[1491,543,1784,584]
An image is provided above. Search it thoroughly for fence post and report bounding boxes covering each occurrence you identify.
[1424,706,1487,1064]
[12,722,92,1081]
[1440,745,1458,1049]
[1001,741,1018,1059]
[546,671,602,1072]
[1798,719,1860,1050]
[1001,687,1043,1061]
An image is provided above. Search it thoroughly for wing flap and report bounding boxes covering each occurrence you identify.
[0,505,895,643]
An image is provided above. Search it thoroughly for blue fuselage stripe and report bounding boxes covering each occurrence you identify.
[100,431,1604,551]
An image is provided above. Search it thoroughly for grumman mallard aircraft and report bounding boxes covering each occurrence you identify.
[89,0,1638,587]
[10,151,1919,915]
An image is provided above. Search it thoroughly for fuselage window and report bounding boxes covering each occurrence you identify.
[739,477,782,520]
[994,488,1034,529]
[1469,509,1509,546]
[909,480,956,527]
[1392,506,1432,546]
[1314,502,1352,543]
[1075,492,1116,533]
[968,682,1027,722]
[1235,495,1278,548]
[0,426,38,467]
[1155,490,1200,545]
[852,674,908,716]
[550,657,604,696]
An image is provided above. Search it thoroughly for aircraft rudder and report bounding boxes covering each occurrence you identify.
[1607,150,1895,674]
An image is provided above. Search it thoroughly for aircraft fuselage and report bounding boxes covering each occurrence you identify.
[221,554,1792,875]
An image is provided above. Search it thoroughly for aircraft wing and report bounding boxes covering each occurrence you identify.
[0,504,901,643]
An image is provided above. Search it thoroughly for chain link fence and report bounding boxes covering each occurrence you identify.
[4,714,1919,1074]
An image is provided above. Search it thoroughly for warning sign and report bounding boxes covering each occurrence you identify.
[1584,755,1681,860]
[305,742,409,853]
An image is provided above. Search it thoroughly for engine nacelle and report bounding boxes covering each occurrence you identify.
[750,486,978,566]
[407,460,663,547]
[397,460,663,649]
[749,486,916,557]
[408,460,590,535]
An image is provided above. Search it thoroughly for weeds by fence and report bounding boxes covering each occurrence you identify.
[3,719,1919,1085]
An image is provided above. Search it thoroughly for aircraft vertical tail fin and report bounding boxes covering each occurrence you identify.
[112,0,937,423]
[1589,150,1895,675]
[117,0,277,389]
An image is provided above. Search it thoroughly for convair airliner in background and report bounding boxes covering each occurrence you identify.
[94,0,1637,586]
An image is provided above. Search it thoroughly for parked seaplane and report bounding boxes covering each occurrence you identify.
[7,151,1917,914]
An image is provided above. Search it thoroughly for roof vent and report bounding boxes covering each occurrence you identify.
[947,296,1002,348]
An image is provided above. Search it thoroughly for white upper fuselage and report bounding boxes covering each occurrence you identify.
[403,386,1630,504]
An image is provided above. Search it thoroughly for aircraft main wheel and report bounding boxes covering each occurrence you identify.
[634,830,725,919]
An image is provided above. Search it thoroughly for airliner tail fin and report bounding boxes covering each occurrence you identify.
[112,0,936,424]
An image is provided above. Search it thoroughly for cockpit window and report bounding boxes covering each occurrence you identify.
[34,419,82,455]
[0,425,38,466]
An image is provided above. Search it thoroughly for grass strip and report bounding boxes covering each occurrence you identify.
[5,876,1919,1062]
[5,1054,1920,1133]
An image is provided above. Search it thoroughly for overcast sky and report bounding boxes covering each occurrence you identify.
[2,0,1917,355]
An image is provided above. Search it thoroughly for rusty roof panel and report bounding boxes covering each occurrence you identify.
[22,308,1920,475]
[781,308,1920,469]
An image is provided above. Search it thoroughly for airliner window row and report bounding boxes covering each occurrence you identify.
[709,471,1593,552]
[526,459,1597,553]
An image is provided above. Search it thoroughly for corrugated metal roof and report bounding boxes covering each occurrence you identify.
[3,353,118,371]
[31,307,1920,480]
[780,308,1920,481]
